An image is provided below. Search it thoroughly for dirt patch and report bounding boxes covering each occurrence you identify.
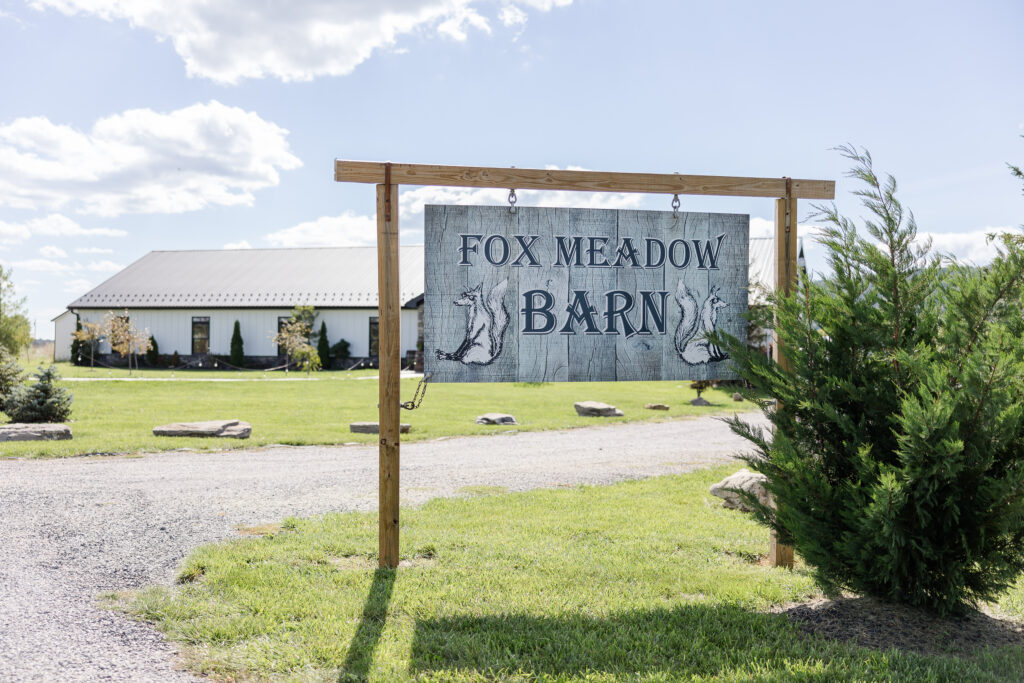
[770,596,1024,657]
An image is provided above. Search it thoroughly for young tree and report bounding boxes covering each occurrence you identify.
[230,320,245,367]
[273,318,320,375]
[5,365,72,423]
[316,321,330,370]
[72,320,104,369]
[719,146,1024,615]
[0,264,31,355]
[290,305,318,342]
[102,311,151,375]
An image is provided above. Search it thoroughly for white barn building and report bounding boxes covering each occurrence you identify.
[54,238,800,365]
[56,247,425,366]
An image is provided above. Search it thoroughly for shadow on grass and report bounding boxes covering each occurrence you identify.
[411,604,810,679]
[338,568,396,682]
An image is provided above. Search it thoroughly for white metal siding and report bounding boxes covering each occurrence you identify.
[76,308,420,358]
[53,311,76,362]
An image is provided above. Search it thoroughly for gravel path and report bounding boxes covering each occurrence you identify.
[0,413,764,682]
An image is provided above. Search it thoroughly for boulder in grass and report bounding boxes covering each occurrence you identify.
[645,403,670,411]
[574,401,624,417]
[153,420,251,439]
[732,392,744,402]
[475,413,517,425]
[350,422,411,434]
[0,423,72,442]
[690,397,711,406]
[710,469,772,512]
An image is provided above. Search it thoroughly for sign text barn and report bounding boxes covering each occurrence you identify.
[424,205,749,382]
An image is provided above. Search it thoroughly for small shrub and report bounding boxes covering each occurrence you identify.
[171,351,180,367]
[331,338,350,362]
[5,365,72,423]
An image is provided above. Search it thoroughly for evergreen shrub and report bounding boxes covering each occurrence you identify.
[230,321,244,367]
[5,365,72,423]
[0,346,24,412]
[146,336,159,366]
[317,321,330,370]
[331,339,350,362]
[720,146,1024,615]
[70,317,84,365]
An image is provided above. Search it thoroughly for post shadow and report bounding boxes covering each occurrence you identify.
[338,568,396,682]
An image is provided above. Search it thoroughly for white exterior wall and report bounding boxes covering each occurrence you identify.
[53,311,77,361]
[75,308,419,358]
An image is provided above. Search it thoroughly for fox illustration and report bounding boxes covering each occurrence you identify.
[436,279,510,366]
[674,282,729,365]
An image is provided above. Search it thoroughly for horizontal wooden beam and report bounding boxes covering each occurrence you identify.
[335,160,835,200]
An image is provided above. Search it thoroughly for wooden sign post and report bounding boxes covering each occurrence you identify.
[335,161,834,569]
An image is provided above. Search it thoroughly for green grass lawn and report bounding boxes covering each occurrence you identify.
[123,467,1024,681]
[2,363,748,458]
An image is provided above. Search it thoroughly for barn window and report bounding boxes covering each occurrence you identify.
[192,317,210,355]
[369,316,379,356]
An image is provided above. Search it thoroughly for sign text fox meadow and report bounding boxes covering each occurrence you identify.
[424,205,749,383]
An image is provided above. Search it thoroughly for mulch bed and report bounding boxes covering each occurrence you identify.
[769,596,1024,657]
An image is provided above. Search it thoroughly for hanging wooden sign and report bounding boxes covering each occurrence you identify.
[424,204,749,382]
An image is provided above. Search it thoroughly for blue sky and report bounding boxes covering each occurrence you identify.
[1,0,1022,333]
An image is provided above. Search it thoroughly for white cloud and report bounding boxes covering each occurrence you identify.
[0,101,300,216]
[64,278,92,293]
[223,240,253,249]
[397,183,644,220]
[499,5,528,27]
[266,211,378,247]
[75,246,114,254]
[918,227,1022,265]
[38,245,67,258]
[85,260,123,272]
[0,214,127,245]
[438,7,491,41]
[31,0,572,83]
[12,258,71,272]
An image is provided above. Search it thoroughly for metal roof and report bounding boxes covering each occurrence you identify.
[68,246,425,310]
[749,236,805,305]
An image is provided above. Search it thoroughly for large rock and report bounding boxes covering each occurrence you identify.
[709,469,772,512]
[153,420,251,439]
[475,413,517,425]
[574,401,624,417]
[732,392,744,402]
[690,397,711,406]
[0,423,72,442]
[350,422,411,434]
[645,403,670,411]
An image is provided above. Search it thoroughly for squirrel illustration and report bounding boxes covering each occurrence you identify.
[436,279,510,366]
[673,281,729,365]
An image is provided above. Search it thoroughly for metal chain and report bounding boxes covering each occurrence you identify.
[671,193,681,217]
[508,188,518,214]
[400,372,431,410]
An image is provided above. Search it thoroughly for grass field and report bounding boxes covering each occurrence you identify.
[122,467,1024,681]
[2,362,748,458]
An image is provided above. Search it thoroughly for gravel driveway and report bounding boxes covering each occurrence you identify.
[0,413,764,681]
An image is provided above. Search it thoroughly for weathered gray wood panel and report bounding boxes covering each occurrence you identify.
[424,205,748,383]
